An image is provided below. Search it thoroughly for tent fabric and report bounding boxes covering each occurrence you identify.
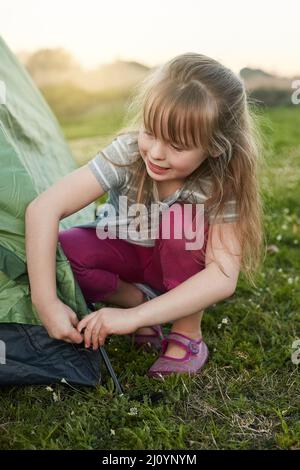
[0,36,95,325]
[0,37,102,385]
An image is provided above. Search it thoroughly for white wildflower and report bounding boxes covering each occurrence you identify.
[291,339,300,365]
[110,429,116,436]
[52,392,59,402]
[236,351,248,359]
[276,234,282,241]
[221,317,229,325]
[288,277,293,284]
[46,386,53,392]
[128,407,138,416]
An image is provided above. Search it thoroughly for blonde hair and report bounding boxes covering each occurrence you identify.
[102,52,267,287]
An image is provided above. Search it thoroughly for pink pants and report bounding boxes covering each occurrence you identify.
[58,202,209,303]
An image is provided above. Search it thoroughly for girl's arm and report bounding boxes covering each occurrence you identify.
[25,164,105,341]
[77,222,243,348]
[134,221,242,327]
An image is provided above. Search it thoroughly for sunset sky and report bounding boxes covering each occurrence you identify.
[1,0,299,76]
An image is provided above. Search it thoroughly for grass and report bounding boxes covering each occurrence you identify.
[0,104,299,450]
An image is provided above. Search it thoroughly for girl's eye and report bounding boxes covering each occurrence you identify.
[171,145,184,152]
[143,130,185,152]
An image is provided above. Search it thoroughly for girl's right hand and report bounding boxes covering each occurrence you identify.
[33,298,84,344]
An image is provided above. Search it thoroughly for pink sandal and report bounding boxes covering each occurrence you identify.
[131,325,164,351]
[147,332,209,378]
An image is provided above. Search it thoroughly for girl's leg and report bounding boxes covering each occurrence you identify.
[170,311,204,338]
[59,227,161,337]
[144,202,209,357]
[58,227,153,307]
[147,203,209,291]
[103,278,145,308]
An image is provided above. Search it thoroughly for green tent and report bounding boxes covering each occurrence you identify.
[0,36,94,325]
[0,36,104,386]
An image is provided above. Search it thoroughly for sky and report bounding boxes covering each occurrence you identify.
[1,0,299,76]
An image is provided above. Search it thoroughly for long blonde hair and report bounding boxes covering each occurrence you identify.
[103,52,267,287]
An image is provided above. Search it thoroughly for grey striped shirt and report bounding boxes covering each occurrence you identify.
[76,131,239,247]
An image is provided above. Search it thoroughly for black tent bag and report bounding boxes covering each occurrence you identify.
[0,323,101,386]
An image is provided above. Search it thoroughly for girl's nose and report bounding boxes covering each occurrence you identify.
[150,140,167,161]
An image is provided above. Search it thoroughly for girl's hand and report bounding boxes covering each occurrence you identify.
[34,298,83,344]
[77,306,139,350]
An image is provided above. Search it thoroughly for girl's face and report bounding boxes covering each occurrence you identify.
[138,126,207,183]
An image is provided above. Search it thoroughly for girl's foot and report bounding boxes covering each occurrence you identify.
[163,330,202,359]
[148,331,208,378]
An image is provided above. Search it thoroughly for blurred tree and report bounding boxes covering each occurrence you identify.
[248,87,294,107]
[26,48,82,86]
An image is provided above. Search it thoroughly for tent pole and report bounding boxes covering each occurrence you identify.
[86,302,124,396]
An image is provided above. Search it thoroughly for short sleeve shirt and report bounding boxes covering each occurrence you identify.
[75,131,239,246]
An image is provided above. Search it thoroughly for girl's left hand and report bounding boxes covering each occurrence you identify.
[77,306,139,350]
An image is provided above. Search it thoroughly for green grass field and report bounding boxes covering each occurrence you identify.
[0,105,299,450]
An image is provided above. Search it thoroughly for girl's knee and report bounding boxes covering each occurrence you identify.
[156,202,209,272]
[158,202,203,243]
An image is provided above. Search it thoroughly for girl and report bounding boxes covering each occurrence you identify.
[25,52,265,378]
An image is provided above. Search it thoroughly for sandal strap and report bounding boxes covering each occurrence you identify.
[151,325,164,339]
[133,282,162,300]
[162,332,202,355]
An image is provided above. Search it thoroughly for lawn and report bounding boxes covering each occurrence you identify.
[0,105,299,450]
